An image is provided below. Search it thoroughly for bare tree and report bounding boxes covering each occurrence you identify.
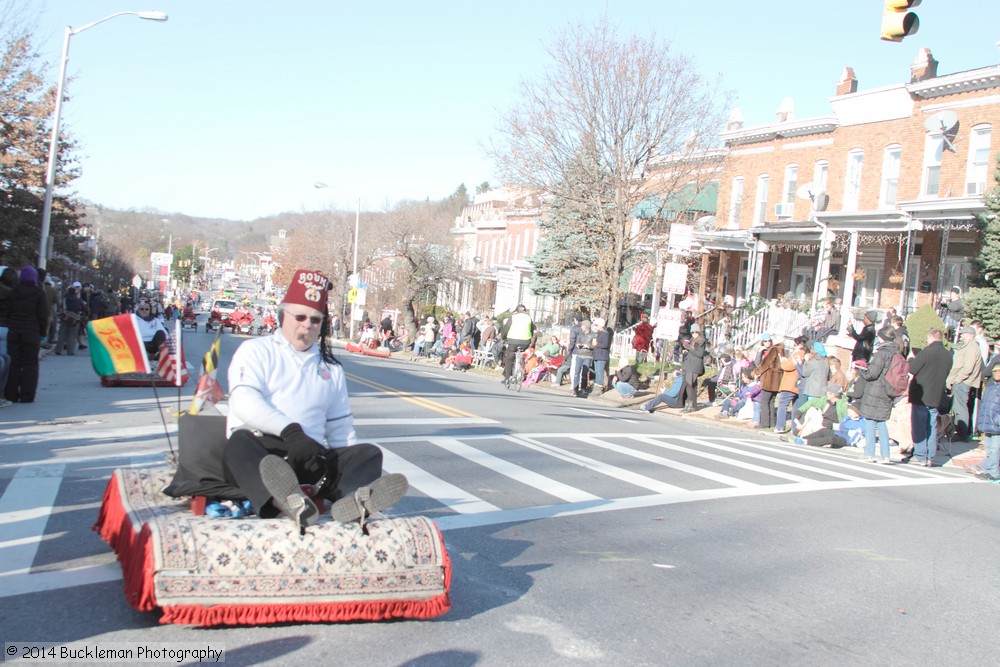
[492,18,729,327]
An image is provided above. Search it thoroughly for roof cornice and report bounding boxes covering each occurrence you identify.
[907,65,1000,99]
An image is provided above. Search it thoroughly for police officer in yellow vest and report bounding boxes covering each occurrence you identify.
[500,304,534,385]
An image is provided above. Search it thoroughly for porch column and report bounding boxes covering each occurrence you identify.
[936,226,951,296]
[840,231,859,335]
[811,226,833,311]
[716,251,727,303]
[699,252,710,308]
[898,228,913,313]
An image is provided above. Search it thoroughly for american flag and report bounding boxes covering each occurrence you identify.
[189,330,224,415]
[628,261,654,295]
[157,321,189,386]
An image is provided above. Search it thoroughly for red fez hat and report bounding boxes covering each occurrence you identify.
[282,270,331,312]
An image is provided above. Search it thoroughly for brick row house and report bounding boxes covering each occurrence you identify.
[709,48,999,330]
[447,48,998,336]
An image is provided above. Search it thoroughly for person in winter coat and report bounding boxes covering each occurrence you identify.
[591,318,612,393]
[848,310,878,362]
[857,328,899,463]
[946,326,983,441]
[611,358,638,400]
[775,338,804,433]
[967,363,1000,481]
[4,267,48,404]
[55,284,87,355]
[907,327,952,466]
[796,342,832,430]
[679,324,707,412]
[632,312,654,364]
[752,337,784,429]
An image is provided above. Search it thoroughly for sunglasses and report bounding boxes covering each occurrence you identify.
[291,313,323,325]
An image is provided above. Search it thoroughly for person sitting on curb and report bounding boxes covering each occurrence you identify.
[783,384,849,448]
[716,369,759,419]
[636,371,685,413]
[611,358,638,401]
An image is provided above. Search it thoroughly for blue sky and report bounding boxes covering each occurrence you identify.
[31,0,1000,221]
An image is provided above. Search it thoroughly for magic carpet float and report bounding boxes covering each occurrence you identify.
[93,466,452,626]
[85,317,451,625]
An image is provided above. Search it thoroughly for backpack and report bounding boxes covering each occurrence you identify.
[884,353,909,398]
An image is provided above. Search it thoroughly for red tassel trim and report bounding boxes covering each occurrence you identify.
[91,473,159,611]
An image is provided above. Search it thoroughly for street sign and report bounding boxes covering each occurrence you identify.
[667,223,694,256]
[662,262,688,294]
[653,309,681,340]
[347,288,358,304]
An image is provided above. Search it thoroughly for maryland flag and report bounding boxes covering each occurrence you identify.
[190,330,225,415]
[87,314,151,376]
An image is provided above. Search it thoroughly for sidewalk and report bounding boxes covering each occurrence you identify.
[348,342,985,472]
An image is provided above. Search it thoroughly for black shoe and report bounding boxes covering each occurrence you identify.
[331,473,409,525]
[259,455,319,531]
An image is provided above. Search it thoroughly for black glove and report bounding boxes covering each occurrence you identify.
[280,422,324,464]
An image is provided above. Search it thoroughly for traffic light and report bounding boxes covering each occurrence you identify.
[881,0,920,42]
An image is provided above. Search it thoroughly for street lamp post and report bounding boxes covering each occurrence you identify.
[313,183,361,340]
[37,10,168,270]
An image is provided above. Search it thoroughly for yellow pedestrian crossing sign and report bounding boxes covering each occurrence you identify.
[347,288,358,304]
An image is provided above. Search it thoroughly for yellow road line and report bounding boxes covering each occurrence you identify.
[346,373,481,418]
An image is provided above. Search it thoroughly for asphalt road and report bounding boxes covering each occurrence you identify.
[1,318,998,666]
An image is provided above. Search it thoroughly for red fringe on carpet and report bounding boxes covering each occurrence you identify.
[92,472,158,611]
[93,471,453,626]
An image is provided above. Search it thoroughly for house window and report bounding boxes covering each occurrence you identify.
[967,124,993,196]
[813,160,829,193]
[778,164,797,219]
[880,145,901,207]
[753,174,769,226]
[729,177,744,227]
[843,149,864,210]
[922,133,944,196]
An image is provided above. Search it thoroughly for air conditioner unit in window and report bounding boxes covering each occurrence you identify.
[967,181,985,196]
[774,203,794,218]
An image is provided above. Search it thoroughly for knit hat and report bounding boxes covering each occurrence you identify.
[826,383,843,395]
[19,265,38,285]
[864,310,878,323]
[690,323,702,333]
[878,326,896,341]
[812,341,827,357]
[281,269,330,312]
[71,281,82,289]
[759,333,772,342]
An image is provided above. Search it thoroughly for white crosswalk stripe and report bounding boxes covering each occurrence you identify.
[375,432,971,530]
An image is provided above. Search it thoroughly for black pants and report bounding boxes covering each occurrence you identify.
[143,330,167,357]
[681,371,699,408]
[758,390,776,428]
[222,430,383,518]
[502,338,531,380]
[4,328,41,403]
[804,428,847,448]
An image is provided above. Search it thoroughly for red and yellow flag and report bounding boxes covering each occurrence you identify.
[87,314,151,376]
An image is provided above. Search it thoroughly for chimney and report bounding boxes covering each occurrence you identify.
[775,97,795,124]
[910,47,938,82]
[726,108,744,132]
[836,67,858,96]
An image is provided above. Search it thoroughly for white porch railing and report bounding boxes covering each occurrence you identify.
[612,324,638,360]
[708,304,814,351]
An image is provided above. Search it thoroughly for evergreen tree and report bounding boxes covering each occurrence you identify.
[529,165,616,315]
[967,155,1000,339]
